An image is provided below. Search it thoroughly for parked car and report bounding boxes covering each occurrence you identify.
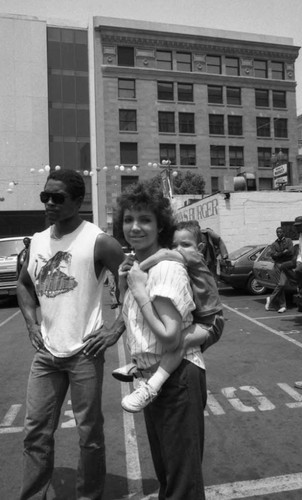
[0,237,29,296]
[253,241,298,294]
[219,244,267,295]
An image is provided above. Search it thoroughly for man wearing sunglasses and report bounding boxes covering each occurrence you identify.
[17,169,125,500]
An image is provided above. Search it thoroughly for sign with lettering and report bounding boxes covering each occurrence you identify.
[177,197,219,222]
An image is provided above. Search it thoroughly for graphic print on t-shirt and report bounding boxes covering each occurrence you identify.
[34,251,78,298]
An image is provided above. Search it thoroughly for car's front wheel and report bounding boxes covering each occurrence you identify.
[246,275,267,295]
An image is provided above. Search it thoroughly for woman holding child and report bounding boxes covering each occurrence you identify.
[114,181,209,500]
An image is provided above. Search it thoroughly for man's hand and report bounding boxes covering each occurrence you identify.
[83,324,125,358]
[27,323,44,351]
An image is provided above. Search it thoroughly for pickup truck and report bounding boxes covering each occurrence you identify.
[0,237,28,296]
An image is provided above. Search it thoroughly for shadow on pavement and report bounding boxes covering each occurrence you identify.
[0,296,18,308]
[50,467,158,500]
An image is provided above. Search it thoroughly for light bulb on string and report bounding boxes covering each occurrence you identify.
[44,165,50,172]
[55,165,61,171]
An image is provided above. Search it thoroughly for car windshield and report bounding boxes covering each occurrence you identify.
[0,240,24,258]
[257,245,273,262]
[229,246,256,260]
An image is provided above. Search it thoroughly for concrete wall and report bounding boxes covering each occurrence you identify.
[0,15,49,210]
[176,191,302,253]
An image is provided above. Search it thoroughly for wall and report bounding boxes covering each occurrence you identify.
[0,15,49,211]
[176,191,302,253]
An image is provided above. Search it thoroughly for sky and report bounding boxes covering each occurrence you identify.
[1,0,302,113]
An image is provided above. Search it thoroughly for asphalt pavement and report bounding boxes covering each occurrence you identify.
[1,285,302,499]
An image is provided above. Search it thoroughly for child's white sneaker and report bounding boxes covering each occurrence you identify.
[112,362,138,382]
[121,381,158,413]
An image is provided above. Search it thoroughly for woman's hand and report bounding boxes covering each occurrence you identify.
[127,261,148,301]
[118,253,137,301]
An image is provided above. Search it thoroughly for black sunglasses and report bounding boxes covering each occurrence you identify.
[40,191,67,204]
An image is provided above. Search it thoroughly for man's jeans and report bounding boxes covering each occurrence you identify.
[19,348,106,500]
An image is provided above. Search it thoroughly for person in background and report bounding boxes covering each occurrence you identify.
[265,226,294,314]
[17,237,31,277]
[17,169,125,500]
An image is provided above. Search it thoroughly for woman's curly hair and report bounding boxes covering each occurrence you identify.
[114,181,177,248]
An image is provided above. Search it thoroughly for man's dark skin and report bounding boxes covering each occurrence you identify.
[17,177,126,356]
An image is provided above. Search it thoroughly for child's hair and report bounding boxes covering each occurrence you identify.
[114,181,176,248]
[175,220,203,246]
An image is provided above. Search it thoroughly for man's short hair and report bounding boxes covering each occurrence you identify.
[46,169,85,200]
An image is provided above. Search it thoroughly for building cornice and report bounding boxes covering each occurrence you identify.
[98,31,299,62]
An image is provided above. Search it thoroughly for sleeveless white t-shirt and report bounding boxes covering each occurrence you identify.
[27,221,106,357]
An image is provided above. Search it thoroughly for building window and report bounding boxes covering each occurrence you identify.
[274,118,288,138]
[208,85,223,104]
[257,117,271,137]
[229,146,244,167]
[209,115,224,135]
[254,59,268,78]
[273,147,288,161]
[156,50,172,70]
[121,175,139,192]
[226,87,241,105]
[272,61,285,80]
[228,116,243,136]
[259,178,273,190]
[207,55,221,74]
[210,145,225,166]
[158,81,174,100]
[158,112,175,133]
[118,79,136,99]
[120,142,138,164]
[159,144,176,165]
[255,89,269,107]
[258,147,272,168]
[273,90,286,108]
[211,177,219,193]
[226,57,240,76]
[47,28,90,174]
[179,113,195,134]
[117,46,135,67]
[119,110,137,131]
[180,145,196,165]
[176,52,192,72]
[178,83,193,102]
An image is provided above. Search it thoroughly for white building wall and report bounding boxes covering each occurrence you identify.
[0,15,49,210]
[176,191,302,253]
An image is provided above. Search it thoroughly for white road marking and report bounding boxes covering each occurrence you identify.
[117,336,144,498]
[223,303,302,349]
[205,472,302,499]
[277,383,302,408]
[0,403,22,426]
[0,310,20,329]
[205,390,225,415]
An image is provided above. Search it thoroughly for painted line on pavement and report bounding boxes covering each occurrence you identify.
[205,472,302,499]
[117,336,144,499]
[0,310,20,329]
[223,303,302,349]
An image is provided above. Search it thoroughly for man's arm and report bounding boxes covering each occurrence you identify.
[16,255,43,350]
[83,233,126,357]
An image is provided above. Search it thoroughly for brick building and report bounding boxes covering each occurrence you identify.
[0,14,300,235]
